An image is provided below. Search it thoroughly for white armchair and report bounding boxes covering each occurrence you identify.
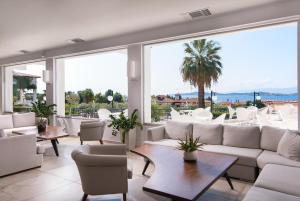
[79,121,106,145]
[72,144,131,201]
[97,109,112,120]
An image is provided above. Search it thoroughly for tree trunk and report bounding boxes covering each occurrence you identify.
[198,84,205,108]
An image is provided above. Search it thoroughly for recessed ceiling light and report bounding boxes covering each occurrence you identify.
[67,38,85,44]
[20,50,30,54]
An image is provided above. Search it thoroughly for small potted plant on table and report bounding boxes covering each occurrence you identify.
[32,100,56,133]
[108,109,143,149]
[177,135,203,162]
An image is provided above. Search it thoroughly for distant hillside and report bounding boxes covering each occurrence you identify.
[176,87,297,97]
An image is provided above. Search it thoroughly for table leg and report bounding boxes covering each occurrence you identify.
[224,172,234,190]
[142,159,150,175]
[51,139,59,157]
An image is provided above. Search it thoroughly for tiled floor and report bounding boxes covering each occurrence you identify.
[0,137,252,201]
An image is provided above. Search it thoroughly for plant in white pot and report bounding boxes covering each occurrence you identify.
[31,100,56,133]
[108,109,143,146]
[177,135,203,162]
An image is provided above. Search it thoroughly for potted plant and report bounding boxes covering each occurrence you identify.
[32,100,56,133]
[177,135,203,162]
[108,109,143,146]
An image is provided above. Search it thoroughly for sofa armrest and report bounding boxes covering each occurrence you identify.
[147,126,165,141]
[86,144,127,155]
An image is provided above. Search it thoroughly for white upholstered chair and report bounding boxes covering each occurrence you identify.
[97,108,112,120]
[192,108,213,121]
[79,121,106,145]
[227,106,236,119]
[170,107,181,120]
[236,107,251,121]
[212,113,226,124]
[72,144,131,201]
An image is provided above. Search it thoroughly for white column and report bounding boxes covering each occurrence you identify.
[298,21,300,131]
[144,46,152,123]
[3,66,14,112]
[127,44,144,146]
[45,58,55,106]
[45,58,66,124]
[55,59,65,116]
[0,67,4,113]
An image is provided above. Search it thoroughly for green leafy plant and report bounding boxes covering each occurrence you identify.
[177,135,204,152]
[32,100,57,120]
[32,100,56,132]
[108,109,143,143]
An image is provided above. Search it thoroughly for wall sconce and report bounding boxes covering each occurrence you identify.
[127,60,138,81]
[42,70,51,83]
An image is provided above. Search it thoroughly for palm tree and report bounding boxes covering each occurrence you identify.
[180,39,222,108]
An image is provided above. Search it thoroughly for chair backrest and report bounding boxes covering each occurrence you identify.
[192,108,213,120]
[227,106,235,119]
[170,107,180,120]
[123,109,128,117]
[247,106,258,111]
[204,107,211,112]
[212,113,226,124]
[80,121,105,141]
[247,106,258,120]
[236,107,250,121]
[97,109,111,120]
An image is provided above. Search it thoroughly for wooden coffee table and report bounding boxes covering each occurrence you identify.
[131,144,238,201]
[13,126,69,157]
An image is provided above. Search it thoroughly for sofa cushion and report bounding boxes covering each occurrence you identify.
[260,126,285,151]
[193,123,223,145]
[0,129,7,137]
[144,139,179,147]
[257,150,300,169]
[255,164,300,197]
[243,186,300,201]
[13,112,36,128]
[2,126,37,135]
[0,114,13,129]
[277,130,300,162]
[223,125,261,149]
[202,145,262,167]
[165,121,192,140]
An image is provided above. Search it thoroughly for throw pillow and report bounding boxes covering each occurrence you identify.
[277,130,300,162]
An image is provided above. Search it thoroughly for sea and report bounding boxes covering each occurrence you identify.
[179,92,298,102]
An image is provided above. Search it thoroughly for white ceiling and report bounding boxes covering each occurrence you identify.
[0,0,285,59]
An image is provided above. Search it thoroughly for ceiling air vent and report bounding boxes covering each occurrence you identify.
[188,8,212,19]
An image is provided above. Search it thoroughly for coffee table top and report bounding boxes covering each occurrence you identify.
[131,144,238,201]
[13,126,69,140]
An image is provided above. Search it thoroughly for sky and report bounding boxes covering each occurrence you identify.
[16,23,297,96]
[150,23,297,95]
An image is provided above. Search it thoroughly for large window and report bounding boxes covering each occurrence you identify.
[62,49,128,118]
[145,23,298,130]
[4,61,46,112]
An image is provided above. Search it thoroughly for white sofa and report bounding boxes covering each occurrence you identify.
[145,121,300,181]
[0,112,37,135]
[0,133,43,176]
[146,121,300,200]
[0,112,43,177]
